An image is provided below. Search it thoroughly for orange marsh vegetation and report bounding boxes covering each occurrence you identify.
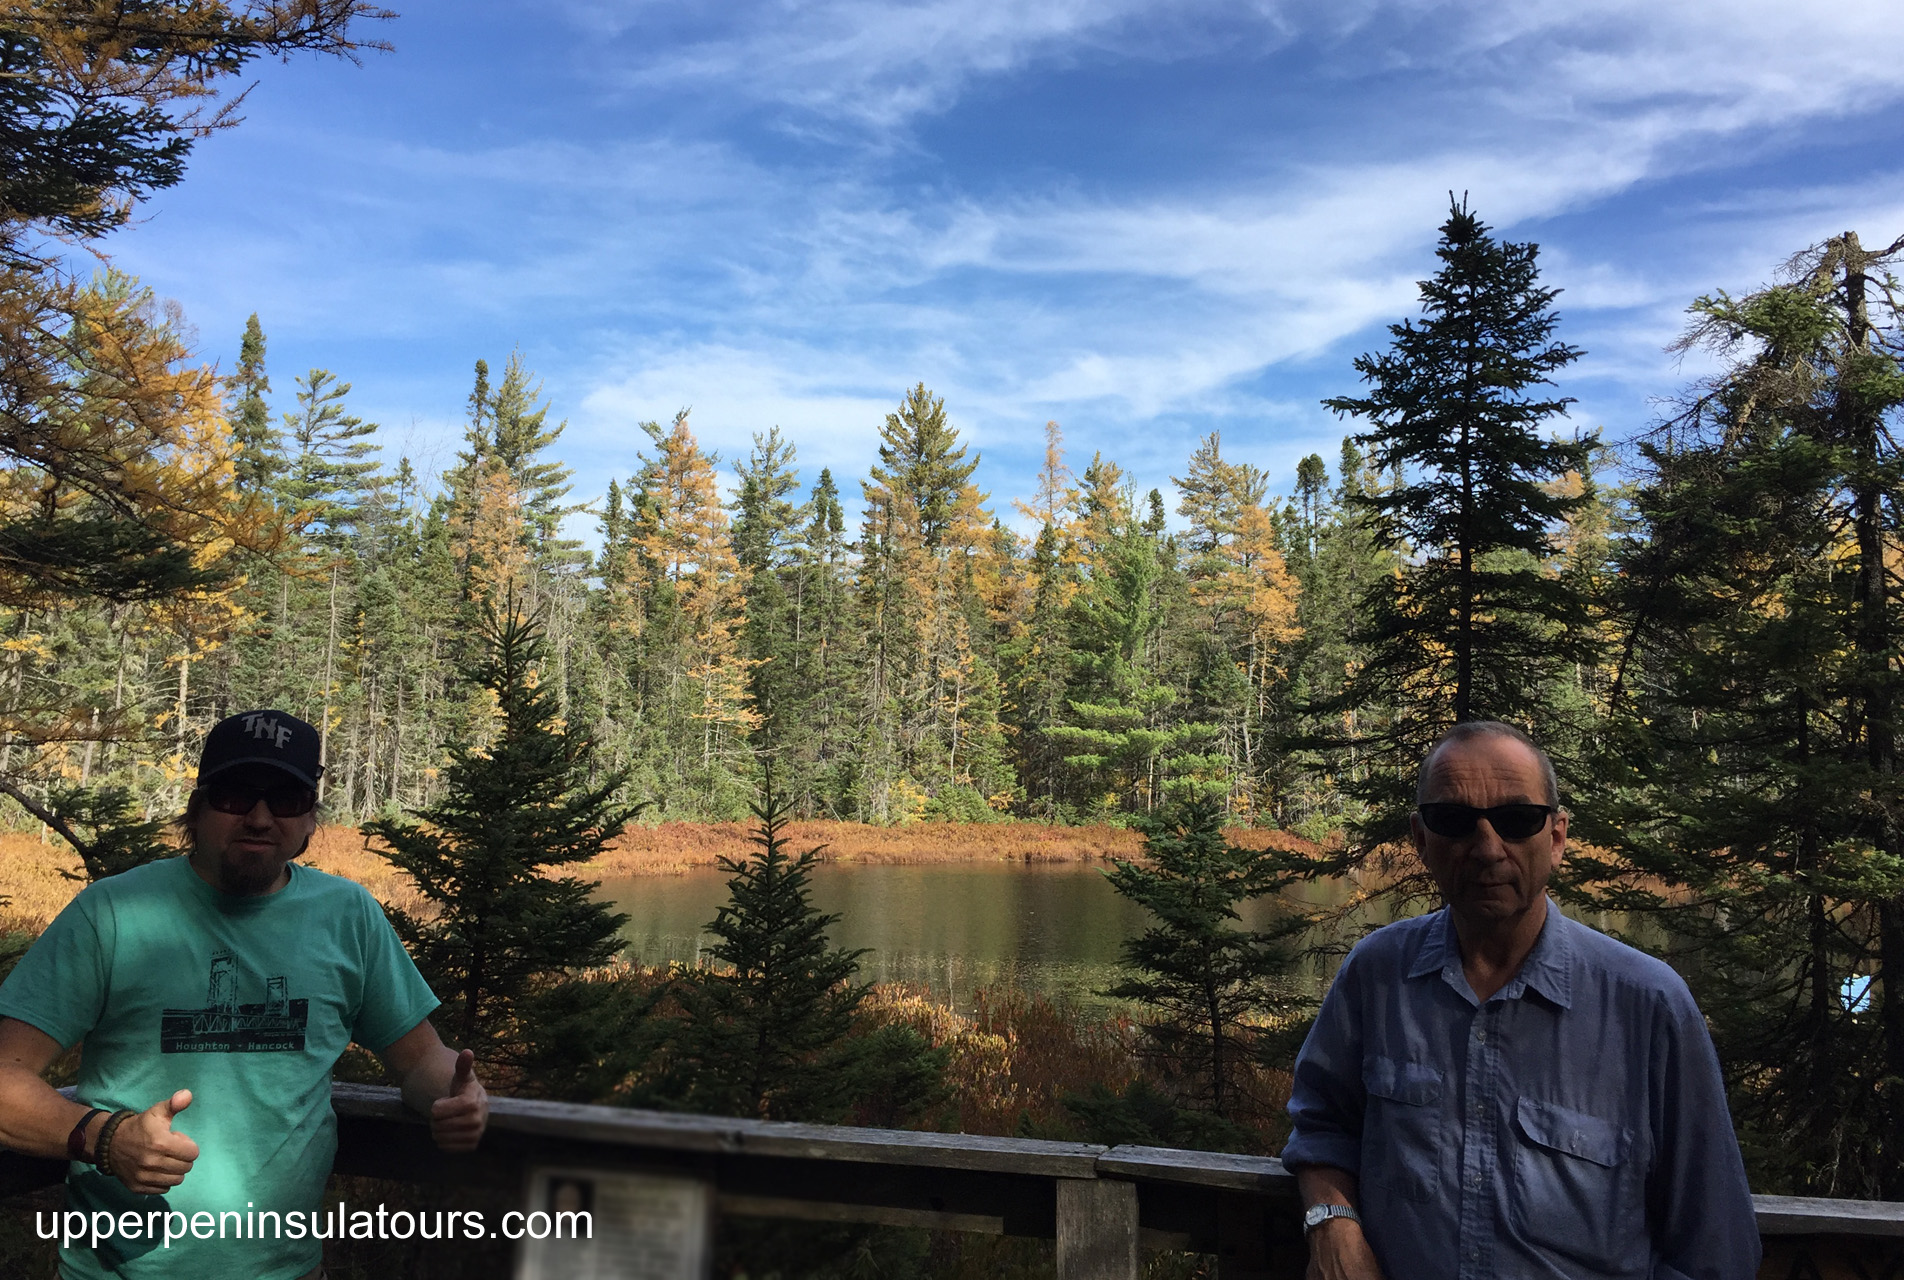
[0,819,1330,931]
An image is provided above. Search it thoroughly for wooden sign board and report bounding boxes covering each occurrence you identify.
[515,1166,712,1280]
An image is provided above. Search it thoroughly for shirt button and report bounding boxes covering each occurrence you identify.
[1474,1026,1487,1043]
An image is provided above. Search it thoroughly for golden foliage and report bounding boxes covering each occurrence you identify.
[451,466,533,601]
[859,982,1139,1135]
[638,413,761,749]
[0,274,284,612]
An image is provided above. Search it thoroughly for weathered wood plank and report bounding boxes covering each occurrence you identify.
[1752,1194,1902,1237]
[332,1083,1107,1179]
[1057,1178,1138,1280]
[1100,1144,1295,1194]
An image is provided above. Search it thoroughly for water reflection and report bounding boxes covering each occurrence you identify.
[598,860,1656,1008]
[602,862,1151,1006]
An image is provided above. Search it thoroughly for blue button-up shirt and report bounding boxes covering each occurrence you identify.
[1282,899,1760,1280]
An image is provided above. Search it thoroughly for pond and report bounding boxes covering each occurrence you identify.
[600,861,1402,1007]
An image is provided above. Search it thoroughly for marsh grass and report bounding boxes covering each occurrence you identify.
[588,819,1320,877]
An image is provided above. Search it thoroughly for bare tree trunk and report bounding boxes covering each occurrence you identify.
[175,645,191,798]
[390,672,405,807]
[1832,231,1904,1194]
[344,718,360,821]
[79,708,98,784]
[319,563,338,804]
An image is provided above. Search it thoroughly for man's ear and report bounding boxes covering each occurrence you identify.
[1409,811,1432,862]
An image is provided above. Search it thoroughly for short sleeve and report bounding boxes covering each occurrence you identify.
[0,892,110,1049]
[347,894,440,1053]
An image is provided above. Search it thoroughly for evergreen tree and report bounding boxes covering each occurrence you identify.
[2,784,173,882]
[1272,439,1396,837]
[731,426,804,576]
[277,368,382,546]
[1316,198,1596,855]
[487,352,585,567]
[365,600,639,1055]
[227,313,280,492]
[1047,513,1222,820]
[732,427,807,771]
[1102,795,1310,1134]
[643,767,944,1123]
[789,470,866,816]
[869,382,979,548]
[1568,233,1904,1199]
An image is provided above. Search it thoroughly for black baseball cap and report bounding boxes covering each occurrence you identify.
[197,710,324,790]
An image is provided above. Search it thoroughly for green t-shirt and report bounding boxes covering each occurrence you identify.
[0,855,439,1280]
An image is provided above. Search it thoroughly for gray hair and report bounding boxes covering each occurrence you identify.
[1415,721,1559,808]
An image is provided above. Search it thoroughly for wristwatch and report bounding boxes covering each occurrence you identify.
[1302,1203,1362,1236]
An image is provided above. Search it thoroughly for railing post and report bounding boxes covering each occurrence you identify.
[1056,1177,1138,1280]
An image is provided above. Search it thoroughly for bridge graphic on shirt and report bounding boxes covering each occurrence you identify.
[160,949,308,1053]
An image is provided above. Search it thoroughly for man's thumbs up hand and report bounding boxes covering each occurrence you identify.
[110,1089,201,1194]
[449,1050,474,1097]
[430,1049,487,1152]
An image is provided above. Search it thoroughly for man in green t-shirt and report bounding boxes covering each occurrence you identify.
[0,710,489,1280]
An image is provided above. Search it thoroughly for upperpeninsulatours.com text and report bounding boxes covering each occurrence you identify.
[41,1203,592,1249]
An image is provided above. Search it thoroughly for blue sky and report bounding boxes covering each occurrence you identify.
[97,0,1903,541]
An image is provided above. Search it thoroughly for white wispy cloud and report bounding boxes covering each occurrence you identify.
[109,0,1899,533]
[560,0,1900,143]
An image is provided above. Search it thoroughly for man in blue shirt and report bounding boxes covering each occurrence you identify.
[1282,721,1760,1280]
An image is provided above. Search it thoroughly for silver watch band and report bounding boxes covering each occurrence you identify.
[1302,1202,1362,1236]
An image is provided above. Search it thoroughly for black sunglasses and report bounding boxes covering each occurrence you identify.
[201,780,317,818]
[1417,802,1556,840]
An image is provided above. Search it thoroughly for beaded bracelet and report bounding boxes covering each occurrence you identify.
[92,1110,137,1178]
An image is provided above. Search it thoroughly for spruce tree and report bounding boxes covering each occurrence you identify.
[1102,795,1310,1135]
[732,427,807,770]
[227,313,281,492]
[641,769,944,1123]
[791,470,866,815]
[1315,197,1596,857]
[365,599,639,1054]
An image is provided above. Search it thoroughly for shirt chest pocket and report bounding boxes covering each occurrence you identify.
[1361,1056,1447,1204]
[1512,1097,1641,1273]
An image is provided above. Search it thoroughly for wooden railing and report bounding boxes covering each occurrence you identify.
[2,1085,1902,1279]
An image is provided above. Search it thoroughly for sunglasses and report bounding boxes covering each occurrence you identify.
[1417,802,1556,840]
[201,780,318,818]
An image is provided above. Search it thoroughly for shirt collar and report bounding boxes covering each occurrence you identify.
[1406,897,1575,1010]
